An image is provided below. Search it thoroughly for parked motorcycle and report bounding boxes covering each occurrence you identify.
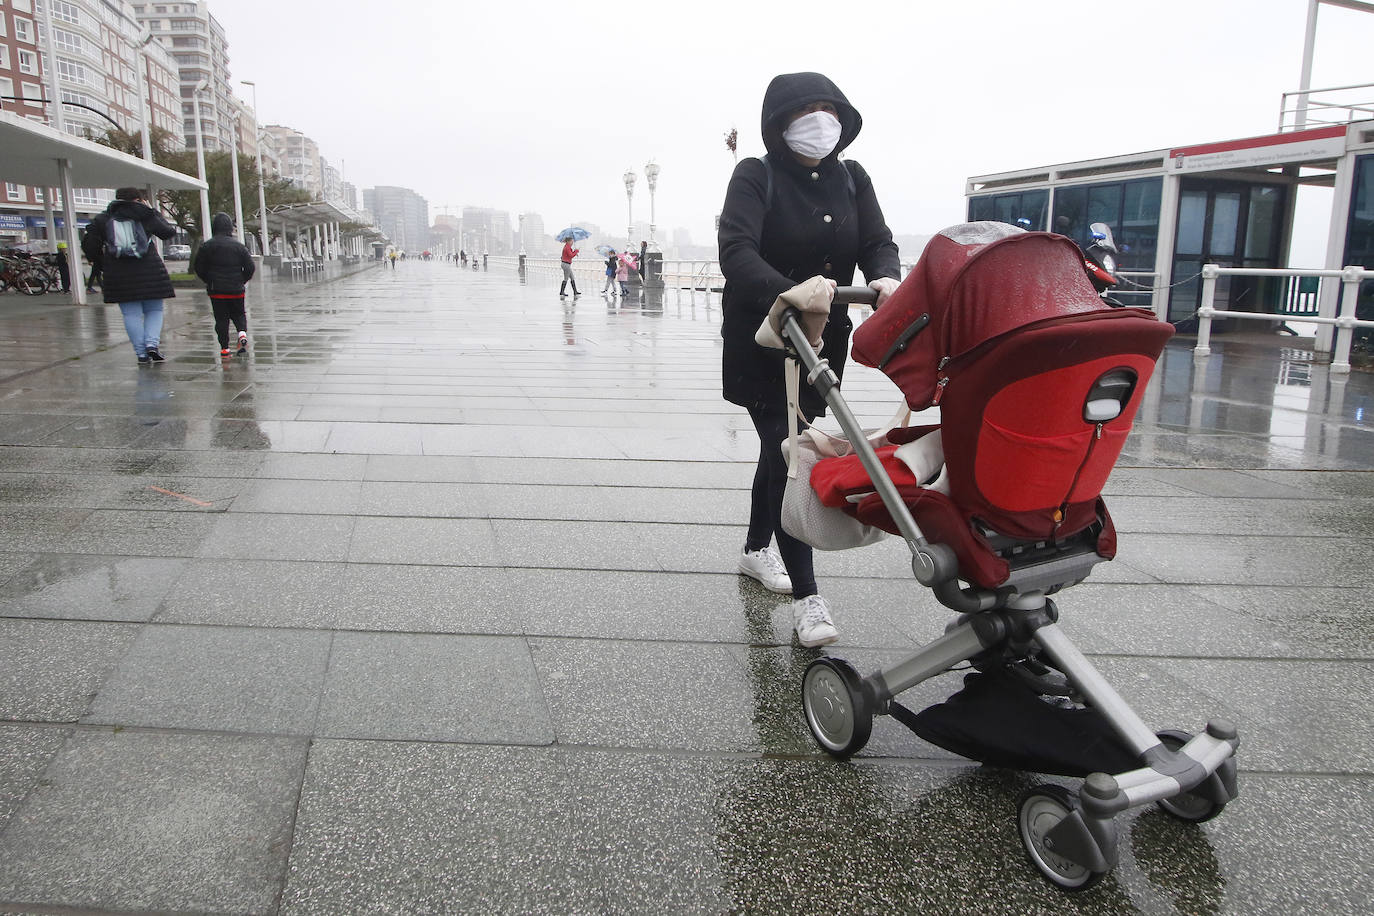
[1082,222,1124,305]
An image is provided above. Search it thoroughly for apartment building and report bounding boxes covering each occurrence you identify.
[368,186,430,253]
[130,1,234,153]
[0,0,184,241]
[263,124,321,197]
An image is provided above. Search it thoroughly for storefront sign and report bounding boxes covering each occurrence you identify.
[0,214,27,230]
[23,216,90,229]
[1168,125,1347,173]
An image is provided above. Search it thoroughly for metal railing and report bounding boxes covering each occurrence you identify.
[660,259,723,294]
[1193,263,1372,373]
[1278,81,1374,131]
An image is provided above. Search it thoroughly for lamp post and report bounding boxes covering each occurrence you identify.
[229,111,244,242]
[644,160,660,252]
[240,80,270,257]
[190,78,212,243]
[133,29,155,163]
[623,169,636,248]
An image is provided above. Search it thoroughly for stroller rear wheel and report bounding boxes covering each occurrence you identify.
[1154,730,1227,823]
[1017,785,1106,891]
[801,658,872,758]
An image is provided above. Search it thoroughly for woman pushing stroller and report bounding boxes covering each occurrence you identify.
[718,71,900,646]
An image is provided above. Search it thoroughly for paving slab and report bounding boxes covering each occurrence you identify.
[0,730,303,914]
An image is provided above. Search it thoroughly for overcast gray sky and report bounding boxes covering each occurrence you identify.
[213,0,1373,249]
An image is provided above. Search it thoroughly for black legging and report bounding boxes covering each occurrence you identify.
[211,296,247,349]
[745,403,816,599]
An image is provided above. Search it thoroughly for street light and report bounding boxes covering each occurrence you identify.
[240,80,269,257]
[644,160,660,252]
[190,78,211,242]
[229,111,244,242]
[623,169,636,248]
[133,29,156,164]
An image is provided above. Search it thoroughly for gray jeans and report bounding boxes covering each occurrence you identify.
[560,261,578,294]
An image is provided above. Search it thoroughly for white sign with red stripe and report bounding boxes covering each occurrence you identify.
[1167,125,1347,173]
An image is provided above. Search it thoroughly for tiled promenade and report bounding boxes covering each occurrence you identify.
[0,260,1372,914]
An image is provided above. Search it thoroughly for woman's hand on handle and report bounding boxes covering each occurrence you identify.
[868,276,899,309]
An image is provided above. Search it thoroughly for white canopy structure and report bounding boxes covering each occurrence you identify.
[1,110,206,305]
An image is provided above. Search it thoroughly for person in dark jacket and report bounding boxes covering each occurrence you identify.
[718,71,901,647]
[193,212,256,355]
[81,187,178,364]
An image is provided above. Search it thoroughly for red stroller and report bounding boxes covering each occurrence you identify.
[776,222,1239,891]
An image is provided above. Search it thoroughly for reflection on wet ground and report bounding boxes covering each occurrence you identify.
[0,262,1371,913]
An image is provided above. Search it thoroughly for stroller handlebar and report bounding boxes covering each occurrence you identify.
[834,285,878,306]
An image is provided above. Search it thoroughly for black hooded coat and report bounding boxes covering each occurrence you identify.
[80,198,177,304]
[193,212,256,296]
[718,72,900,416]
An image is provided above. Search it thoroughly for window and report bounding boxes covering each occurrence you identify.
[15,17,34,43]
[51,1,80,25]
[966,189,1048,231]
[17,49,37,74]
[53,27,84,56]
[0,46,8,69]
[21,81,42,106]
[7,183,23,202]
[0,77,12,100]
[34,187,43,203]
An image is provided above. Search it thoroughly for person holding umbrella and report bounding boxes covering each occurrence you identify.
[556,227,585,298]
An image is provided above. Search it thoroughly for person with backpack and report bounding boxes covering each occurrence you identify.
[717,72,901,647]
[81,187,178,364]
[193,212,256,356]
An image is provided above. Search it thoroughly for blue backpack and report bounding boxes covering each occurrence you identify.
[104,215,150,259]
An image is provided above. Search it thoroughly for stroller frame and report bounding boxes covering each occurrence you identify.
[780,298,1239,891]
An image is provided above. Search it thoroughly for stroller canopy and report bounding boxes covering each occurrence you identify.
[852,222,1114,409]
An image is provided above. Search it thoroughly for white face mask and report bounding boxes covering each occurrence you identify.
[782,110,842,160]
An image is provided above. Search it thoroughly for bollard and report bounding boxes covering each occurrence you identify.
[1331,266,1363,374]
[518,253,526,277]
[1193,264,1219,358]
[644,251,664,290]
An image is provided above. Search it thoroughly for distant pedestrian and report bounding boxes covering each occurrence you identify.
[193,212,256,357]
[55,241,71,292]
[388,250,398,268]
[602,249,617,295]
[560,237,580,298]
[638,240,648,280]
[616,250,636,296]
[80,187,178,364]
[460,249,467,266]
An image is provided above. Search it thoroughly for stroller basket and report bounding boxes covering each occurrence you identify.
[776,222,1238,893]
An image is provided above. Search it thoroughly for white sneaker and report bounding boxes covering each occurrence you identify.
[792,595,839,647]
[738,546,792,594]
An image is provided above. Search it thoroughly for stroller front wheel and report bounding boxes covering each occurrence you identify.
[1017,785,1106,891]
[1154,730,1227,823]
[801,658,872,758]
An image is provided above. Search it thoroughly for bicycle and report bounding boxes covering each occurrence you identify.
[0,252,51,295]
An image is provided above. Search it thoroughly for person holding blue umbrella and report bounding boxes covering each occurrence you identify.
[556,227,587,298]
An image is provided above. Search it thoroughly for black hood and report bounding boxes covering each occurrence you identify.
[106,198,155,220]
[211,212,235,236]
[760,72,862,163]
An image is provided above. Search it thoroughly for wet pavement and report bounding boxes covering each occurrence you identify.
[0,260,1372,914]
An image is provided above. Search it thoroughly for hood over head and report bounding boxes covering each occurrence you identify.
[211,212,235,236]
[760,72,861,163]
[106,197,154,220]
